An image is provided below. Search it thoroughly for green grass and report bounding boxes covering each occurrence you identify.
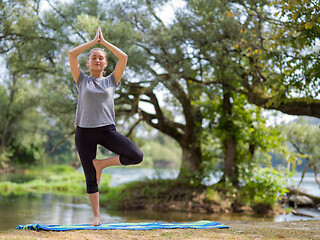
[0,164,111,196]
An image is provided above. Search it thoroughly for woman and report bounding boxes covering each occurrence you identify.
[69,27,143,226]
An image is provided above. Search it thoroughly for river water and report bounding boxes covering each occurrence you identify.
[0,168,319,231]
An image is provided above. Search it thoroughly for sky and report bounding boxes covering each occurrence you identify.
[156,0,186,25]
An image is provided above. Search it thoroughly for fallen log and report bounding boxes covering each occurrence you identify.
[287,187,320,208]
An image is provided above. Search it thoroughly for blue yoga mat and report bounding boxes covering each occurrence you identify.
[17,220,229,231]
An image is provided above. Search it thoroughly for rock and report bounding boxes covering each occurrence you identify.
[291,209,317,218]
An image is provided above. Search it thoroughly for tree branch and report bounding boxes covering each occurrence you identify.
[46,0,86,42]
[125,117,142,137]
[139,109,183,142]
[50,129,75,154]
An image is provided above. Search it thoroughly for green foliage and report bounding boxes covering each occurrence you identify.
[281,118,320,185]
[238,167,289,207]
[206,188,222,203]
[284,119,320,165]
[139,131,181,168]
[0,74,49,168]
[200,86,286,183]
[272,0,320,41]
[0,150,13,169]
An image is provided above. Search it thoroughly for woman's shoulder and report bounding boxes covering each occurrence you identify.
[105,72,118,87]
[75,70,90,86]
[81,71,91,79]
[104,71,114,79]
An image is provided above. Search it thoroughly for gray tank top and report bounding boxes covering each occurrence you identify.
[75,71,120,128]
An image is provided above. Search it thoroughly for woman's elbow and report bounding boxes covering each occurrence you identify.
[122,53,128,61]
[68,50,74,57]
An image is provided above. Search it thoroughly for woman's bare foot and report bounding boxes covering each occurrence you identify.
[93,156,121,185]
[90,216,101,226]
[93,159,103,185]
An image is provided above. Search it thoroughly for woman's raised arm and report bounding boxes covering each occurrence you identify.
[69,29,100,83]
[99,28,128,85]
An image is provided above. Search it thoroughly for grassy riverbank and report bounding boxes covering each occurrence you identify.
[1,220,319,240]
[1,165,320,239]
[0,165,286,216]
[0,165,110,196]
[103,178,286,217]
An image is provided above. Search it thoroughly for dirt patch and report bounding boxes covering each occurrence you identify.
[1,220,319,240]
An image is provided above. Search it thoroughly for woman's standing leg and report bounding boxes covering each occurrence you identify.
[75,127,101,226]
[87,192,100,225]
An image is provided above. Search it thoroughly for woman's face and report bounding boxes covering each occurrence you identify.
[87,50,107,73]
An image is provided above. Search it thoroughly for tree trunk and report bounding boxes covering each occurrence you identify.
[0,120,10,152]
[140,105,203,181]
[178,141,202,181]
[224,137,236,181]
[133,74,204,182]
[222,90,237,184]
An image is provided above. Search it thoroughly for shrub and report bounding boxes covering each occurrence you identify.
[238,167,289,207]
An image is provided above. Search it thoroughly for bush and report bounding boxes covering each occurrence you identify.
[238,167,289,207]
[0,150,13,170]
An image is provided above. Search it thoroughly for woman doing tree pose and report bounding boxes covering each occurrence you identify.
[69,27,143,226]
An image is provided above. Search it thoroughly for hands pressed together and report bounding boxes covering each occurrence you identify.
[93,27,106,44]
[69,26,127,84]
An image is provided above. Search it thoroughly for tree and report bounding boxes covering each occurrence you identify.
[0,70,47,168]
[229,0,320,117]
[0,0,305,189]
[283,119,320,187]
[163,0,272,182]
[109,0,291,184]
[100,0,208,181]
[164,0,320,182]
[0,0,75,168]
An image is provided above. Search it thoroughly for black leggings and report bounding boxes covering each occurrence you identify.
[75,124,143,194]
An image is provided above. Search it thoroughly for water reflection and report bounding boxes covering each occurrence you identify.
[111,209,275,223]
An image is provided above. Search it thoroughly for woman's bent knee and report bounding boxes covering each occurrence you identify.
[135,148,143,164]
[120,148,143,165]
